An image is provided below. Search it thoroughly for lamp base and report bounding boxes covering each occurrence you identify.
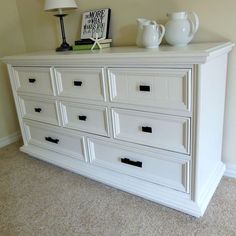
[54,13,72,52]
[56,42,72,52]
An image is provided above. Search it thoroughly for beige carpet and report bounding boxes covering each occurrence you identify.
[0,142,236,236]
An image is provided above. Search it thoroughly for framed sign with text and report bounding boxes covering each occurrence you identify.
[80,8,111,39]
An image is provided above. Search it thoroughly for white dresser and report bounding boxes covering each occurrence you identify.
[3,42,234,217]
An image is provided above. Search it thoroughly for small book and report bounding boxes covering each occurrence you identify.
[75,38,112,45]
[74,39,94,45]
[97,38,112,44]
[73,43,110,51]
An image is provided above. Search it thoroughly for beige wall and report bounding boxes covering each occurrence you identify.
[0,0,26,139]
[15,0,58,52]
[1,0,236,166]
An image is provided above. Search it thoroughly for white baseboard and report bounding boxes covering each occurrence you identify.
[0,132,21,148]
[224,164,236,179]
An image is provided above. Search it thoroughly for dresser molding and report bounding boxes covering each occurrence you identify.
[19,143,224,217]
[3,42,234,217]
[20,144,198,216]
[3,42,233,66]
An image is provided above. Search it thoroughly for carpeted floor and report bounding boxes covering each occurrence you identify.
[0,141,236,236]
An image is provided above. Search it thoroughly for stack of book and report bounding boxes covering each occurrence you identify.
[73,38,112,51]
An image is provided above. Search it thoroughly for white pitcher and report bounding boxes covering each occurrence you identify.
[141,22,165,48]
[136,18,159,47]
[165,11,199,47]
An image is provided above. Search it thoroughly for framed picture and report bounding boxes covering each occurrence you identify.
[80,8,111,39]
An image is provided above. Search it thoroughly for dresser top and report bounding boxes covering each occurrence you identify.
[2,42,234,65]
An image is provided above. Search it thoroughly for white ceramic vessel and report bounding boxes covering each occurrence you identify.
[141,23,165,48]
[165,11,199,47]
[136,18,149,47]
[136,18,163,47]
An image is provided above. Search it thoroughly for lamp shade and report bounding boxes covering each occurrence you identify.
[44,0,78,11]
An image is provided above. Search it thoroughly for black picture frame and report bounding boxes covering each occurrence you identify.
[80,8,111,39]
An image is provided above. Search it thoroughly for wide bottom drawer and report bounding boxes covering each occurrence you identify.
[24,121,87,161]
[88,138,190,193]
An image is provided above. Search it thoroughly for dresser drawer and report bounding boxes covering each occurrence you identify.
[108,68,191,113]
[13,67,55,96]
[19,96,60,125]
[55,68,106,101]
[24,122,87,161]
[112,108,190,154]
[88,138,190,193]
[60,102,109,136]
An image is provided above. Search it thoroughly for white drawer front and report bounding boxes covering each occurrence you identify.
[14,67,54,95]
[61,102,109,136]
[55,68,106,101]
[24,122,87,161]
[88,139,190,193]
[112,108,190,154]
[20,96,60,125]
[108,68,191,112]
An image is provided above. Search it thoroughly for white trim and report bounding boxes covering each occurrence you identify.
[0,132,21,148]
[224,164,236,179]
[2,43,234,66]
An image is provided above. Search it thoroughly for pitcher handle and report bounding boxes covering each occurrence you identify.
[157,24,165,45]
[150,20,157,25]
[188,12,199,35]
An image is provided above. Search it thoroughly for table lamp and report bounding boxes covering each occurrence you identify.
[44,0,78,51]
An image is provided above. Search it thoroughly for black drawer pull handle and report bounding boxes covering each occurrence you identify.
[34,108,42,113]
[74,81,83,86]
[29,78,36,83]
[142,126,152,133]
[121,158,142,168]
[78,115,87,121]
[139,85,150,92]
[45,137,59,144]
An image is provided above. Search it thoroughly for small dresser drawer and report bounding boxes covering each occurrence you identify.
[20,96,60,125]
[108,68,191,113]
[112,108,190,154]
[13,67,55,96]
[60,102,109,136]
[24,121,87,161]
[55,68,106,101]
[88,139,190,193]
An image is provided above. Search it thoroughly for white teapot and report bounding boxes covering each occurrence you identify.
[165,11,199,47]
[136,18,165,48]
